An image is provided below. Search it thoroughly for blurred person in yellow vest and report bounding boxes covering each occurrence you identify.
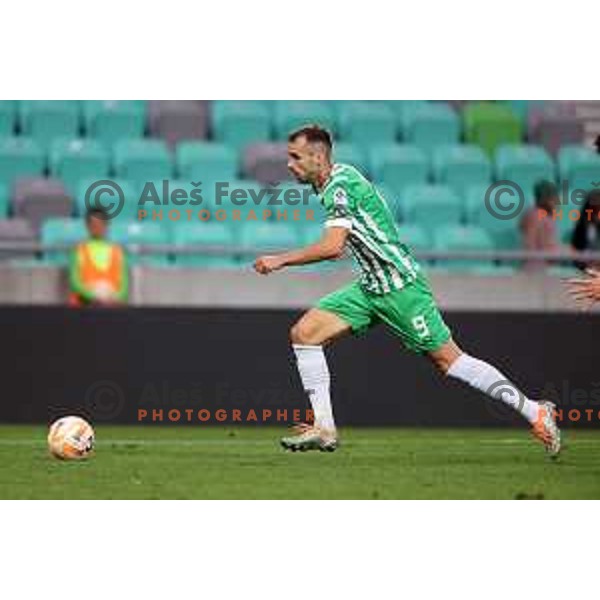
[69,208,129,307]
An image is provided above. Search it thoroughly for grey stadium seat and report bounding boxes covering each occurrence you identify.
[11,177,73,231]
[242,143,291,184]
[529,114,584,157]
[0,218,37,261]
[148,101,209,146]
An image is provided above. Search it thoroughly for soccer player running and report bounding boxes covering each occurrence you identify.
[253,125,560,456]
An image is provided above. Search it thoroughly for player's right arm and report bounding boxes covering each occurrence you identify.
[254,227,348,274]
[254,178,354,274]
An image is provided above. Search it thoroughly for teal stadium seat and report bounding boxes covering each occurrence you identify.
[110,220,169,265]
[172,222,238,268]
[431,144,492,196]
[369,144,429,197]
[401,102,460,150]
[41,218,87,265]
[83,100,146,144]
[19,101,81,145]
[298,190,326,244]
[396,224,431,254]
[211,101,271,150]
[75,178,139,219]
[387,101,429,131]
[433,224,495,272]
[113,139,172,184]
[401,184,463,226]
[176,142,238,182]
[211,179,271,227]
[374,183,403,220]
[273,101,337,139]
[333,143,368,173]
[495,144,556,195]
[49,138,110,194]
[0,182,8,217]
[240,221,302,263]
[464,184,523,250]
[557,144,600,183]
[338,102,397,145]
[0,137,45,187]
[0,101,16,136]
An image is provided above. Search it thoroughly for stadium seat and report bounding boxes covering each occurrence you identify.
[211,101,271,150]
[387,100,430,130]
[49,138,110,194]
[497,101,547,125]
[401,102,460,150]
[396,224,431,254]
[83,100,146,144]
[433,224,495,272]
[172,221,238,268]
[337,102,397,144]
[113,139,173,183]
[464,184,523,250]
[148,101,209,146]
[401,184,463,226]
[299,191,326,244]
[431,145,491,196]
[40,217,87,265]
[463,102,523,156]
[557,144,600,183]
[272,101,337,139]
[19,101,81,144]
[75,178,140,219]
[0,218,37,261]
[11,177,73,231]
[239,221,302,258]
[0,182,8,218]
[0,101,16,136]
[0,137,45,187]
[374,183,403,220]
[212,179,269,224]
[369,144,429,197]
[333,143,368,173]
[176,142,238,182]
[495,144,556,195]
[110,220,169,265]
[242,143,290,184]
[528,113,584,157]
[139,179,207,222]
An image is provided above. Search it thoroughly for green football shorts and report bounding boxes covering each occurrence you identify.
[316,274,451,354]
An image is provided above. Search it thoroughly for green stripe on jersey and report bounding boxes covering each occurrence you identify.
[320,163,421,295]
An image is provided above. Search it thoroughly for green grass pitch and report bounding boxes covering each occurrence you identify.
[1,425,599,499]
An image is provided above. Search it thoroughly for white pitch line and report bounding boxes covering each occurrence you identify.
[0,438,599,447]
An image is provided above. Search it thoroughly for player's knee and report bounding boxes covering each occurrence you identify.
[290,320,318,345]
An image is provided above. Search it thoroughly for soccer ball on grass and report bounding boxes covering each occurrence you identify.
[48,416,95,460]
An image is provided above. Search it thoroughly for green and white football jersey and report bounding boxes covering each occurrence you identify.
[320,163,421,295]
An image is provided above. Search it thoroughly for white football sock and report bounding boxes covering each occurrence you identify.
[446,353,540,423]
[292,344,336,432]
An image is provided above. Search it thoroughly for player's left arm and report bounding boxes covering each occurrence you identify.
[254,226,349,274]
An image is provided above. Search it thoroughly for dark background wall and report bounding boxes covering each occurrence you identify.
[1,307,598,427]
